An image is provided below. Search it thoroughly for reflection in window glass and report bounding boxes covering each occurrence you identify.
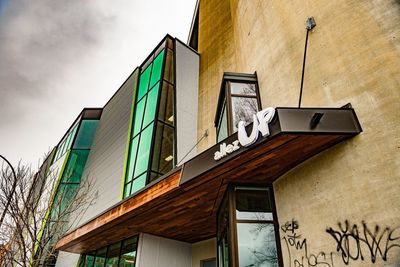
[134,124,153,178]
[137,64,152,101]
[232,97,258,132]
[131,172,146,194]
[73,120,99,149]
[132,97,146,137]
[201,258,216,267]
[94,247,107,267]
[126,137,139,184]
[217,102,228,142]
[217,194,230,267]
[105,242,121,267]
[230,82,256,95]
[80,237,138,267]
[152,123,174,176]
[163,49,174,84]
[61,150,90,183]
[84,255,95,267]
[124,37,175,199]
[142,83,160,128]
[237,223,278,267]
[235,188,273,221]
[158,83,174,125]
[149,50,165,88]
[119,237,138,267]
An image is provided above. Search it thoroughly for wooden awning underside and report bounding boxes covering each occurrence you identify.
[55,108,361,253]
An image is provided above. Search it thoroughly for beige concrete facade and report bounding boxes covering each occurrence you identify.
[196,0,400,266]
[192,238,217,267]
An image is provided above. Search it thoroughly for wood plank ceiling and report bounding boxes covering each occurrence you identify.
[56,133,350,254]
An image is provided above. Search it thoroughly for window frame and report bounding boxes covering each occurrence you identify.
[215,73,262,143]
[78,235,139,267]
[123,36,177,198]
[216,184,283,267]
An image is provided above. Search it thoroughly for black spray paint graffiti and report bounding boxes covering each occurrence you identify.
[326,220,400,265]
[281,219,335,267]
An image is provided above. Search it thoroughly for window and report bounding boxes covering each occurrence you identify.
[217,185,281,267]
[215,73,261,143]
[79,236,138,267]
[201,258,217,267]
[123,36,176,198]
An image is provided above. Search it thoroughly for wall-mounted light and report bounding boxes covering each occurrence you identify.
[165,155,173,162]
[306,17,316,30]
[168,116,174,122]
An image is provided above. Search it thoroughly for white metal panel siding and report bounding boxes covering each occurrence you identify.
[74,70,138,227]
[137,234,192,267]
[55,251,80,267]
[175,39,200,165]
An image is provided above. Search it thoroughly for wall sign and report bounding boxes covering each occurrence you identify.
[214,107,275,161]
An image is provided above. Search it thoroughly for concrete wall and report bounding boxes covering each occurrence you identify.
[55,251,80,267]
[137,234,192,267]
[175,39,200,165]
[192,238,216,267]
[197,0,400,266]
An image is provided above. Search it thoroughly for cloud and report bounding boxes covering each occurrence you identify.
[0,0,115,126]
[0,0,196,168]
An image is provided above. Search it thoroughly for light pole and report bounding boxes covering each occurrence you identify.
[0,155,18,228]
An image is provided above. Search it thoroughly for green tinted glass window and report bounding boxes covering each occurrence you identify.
[66,123,78,151]
[73,120,99,149]
[142,83,160,128]
[134,124,153,177]
[59,139,66,159]
[131,173,146,194]
[84,255,95,267]
[119,237,138,267]
[94,247,107,267]
[126,137,139,183]
[137,64,152,101]
[132,96,147,137]
[79,237,138,267]
[149,50,165,88]
[61,150,90,183]
[105,242,121,267]
[124,182,132,199]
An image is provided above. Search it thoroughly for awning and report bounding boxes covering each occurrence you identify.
[55,107,361,254]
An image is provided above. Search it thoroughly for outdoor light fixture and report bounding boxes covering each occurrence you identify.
[165,155,173,162]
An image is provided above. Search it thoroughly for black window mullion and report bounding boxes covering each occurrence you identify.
[147,41,168,186]
[226,83,234,135]
[102,245,109,267]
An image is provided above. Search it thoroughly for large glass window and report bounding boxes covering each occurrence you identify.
[79,236,138,267]
[73,120,99,149]
[215,73,261,142]
[123,37,175,198]
[217,186,281,267]
[235,188,278,267]
[53,121,79,163]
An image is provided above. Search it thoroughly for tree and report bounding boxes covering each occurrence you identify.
[0,154,96,267]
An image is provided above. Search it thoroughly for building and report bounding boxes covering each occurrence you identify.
[30,1,399,267]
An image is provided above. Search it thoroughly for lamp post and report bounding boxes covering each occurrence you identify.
[0,155,18,228]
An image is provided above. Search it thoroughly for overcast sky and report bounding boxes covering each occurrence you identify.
[0,0,197,169]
